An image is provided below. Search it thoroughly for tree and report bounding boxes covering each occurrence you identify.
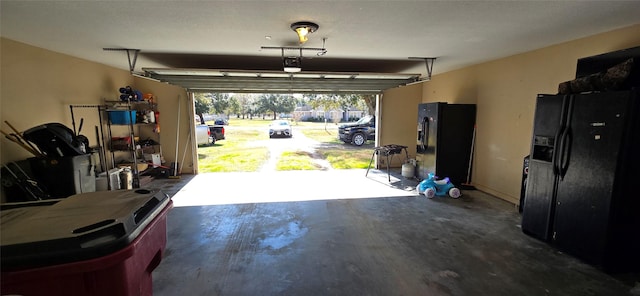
[360,94,376,115]
[227,97,240,118]
[234,93,254,119]
[331,111,342,125]
[292,110,303,124]
[247,97,259,119]
[257,94,296,120]
[306,94,373,122]
[208,93,231,115]
[194,93,212,124]
[307,94,341,113]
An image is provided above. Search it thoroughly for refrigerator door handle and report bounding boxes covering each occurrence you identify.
[558,95,575,180]
[421,118,429,150]
[552,95,570,176]
[559,128,572,180]
[552,127,563,176]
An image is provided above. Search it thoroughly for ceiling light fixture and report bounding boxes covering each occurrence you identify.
[291,21,319,44]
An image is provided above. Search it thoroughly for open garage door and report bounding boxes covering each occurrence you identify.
[142,68,421,94]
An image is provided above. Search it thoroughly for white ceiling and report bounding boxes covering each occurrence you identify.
[2,1,640,79]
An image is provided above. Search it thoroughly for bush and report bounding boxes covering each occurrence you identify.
[302,116,327,122]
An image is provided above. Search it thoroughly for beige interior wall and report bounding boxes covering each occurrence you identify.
[378,83,422,167]
[421,69,478,105]
[0,38,192,183]
[1,38,133,164]
[377,69,479,170]
[419,24,640,204]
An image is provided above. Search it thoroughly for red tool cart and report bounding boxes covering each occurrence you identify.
[1,189,173,296]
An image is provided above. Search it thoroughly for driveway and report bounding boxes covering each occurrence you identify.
[256,130,333,172]
[204,123,374,173]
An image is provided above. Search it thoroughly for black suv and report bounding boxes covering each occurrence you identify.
[338,115,376,146]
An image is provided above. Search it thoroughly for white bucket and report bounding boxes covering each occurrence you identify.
[402,162,415,178]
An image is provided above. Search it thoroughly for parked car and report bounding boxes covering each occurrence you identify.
[338,115,375,146]
[195,124,211,146]
[214,118,228,125]
[268,120,292,138]
[195,124,225,146]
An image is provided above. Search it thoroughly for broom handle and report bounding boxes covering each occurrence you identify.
[173,96,181,176]
[465,125,476,184]
[1,129,41,156]
[4,121,41,156]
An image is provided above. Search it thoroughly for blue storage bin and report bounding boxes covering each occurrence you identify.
[108,110,136,125]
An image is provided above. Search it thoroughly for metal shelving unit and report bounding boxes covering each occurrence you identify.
[107,98,161,188]
[105,99,140,188]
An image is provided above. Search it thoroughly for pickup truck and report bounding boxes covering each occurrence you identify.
[195,124,225,146]
[338,115,375,146]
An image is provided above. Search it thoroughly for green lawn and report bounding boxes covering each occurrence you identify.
[197,119,370,172]
[318,148,372,169]
[299,128,342,144]
[198,147,269,172]
[275,151,323,171]
[197,129,269,172]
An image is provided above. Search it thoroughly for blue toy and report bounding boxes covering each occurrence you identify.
[416,173,461,199]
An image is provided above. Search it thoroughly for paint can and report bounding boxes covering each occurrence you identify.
[119,167,133,190]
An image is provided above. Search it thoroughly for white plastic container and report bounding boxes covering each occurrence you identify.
[402,162,415,178]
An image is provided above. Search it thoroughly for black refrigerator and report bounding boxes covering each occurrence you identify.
[521,89,640,272]
[415,102,476,185]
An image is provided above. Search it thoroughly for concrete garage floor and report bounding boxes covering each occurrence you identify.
[146,169,639,296]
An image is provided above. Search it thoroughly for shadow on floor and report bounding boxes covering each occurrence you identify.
[145,169,640,296]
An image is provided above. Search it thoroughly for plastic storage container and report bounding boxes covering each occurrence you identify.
[1,189,172,296]
[108,110,137,125]
[28,153,96,198]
